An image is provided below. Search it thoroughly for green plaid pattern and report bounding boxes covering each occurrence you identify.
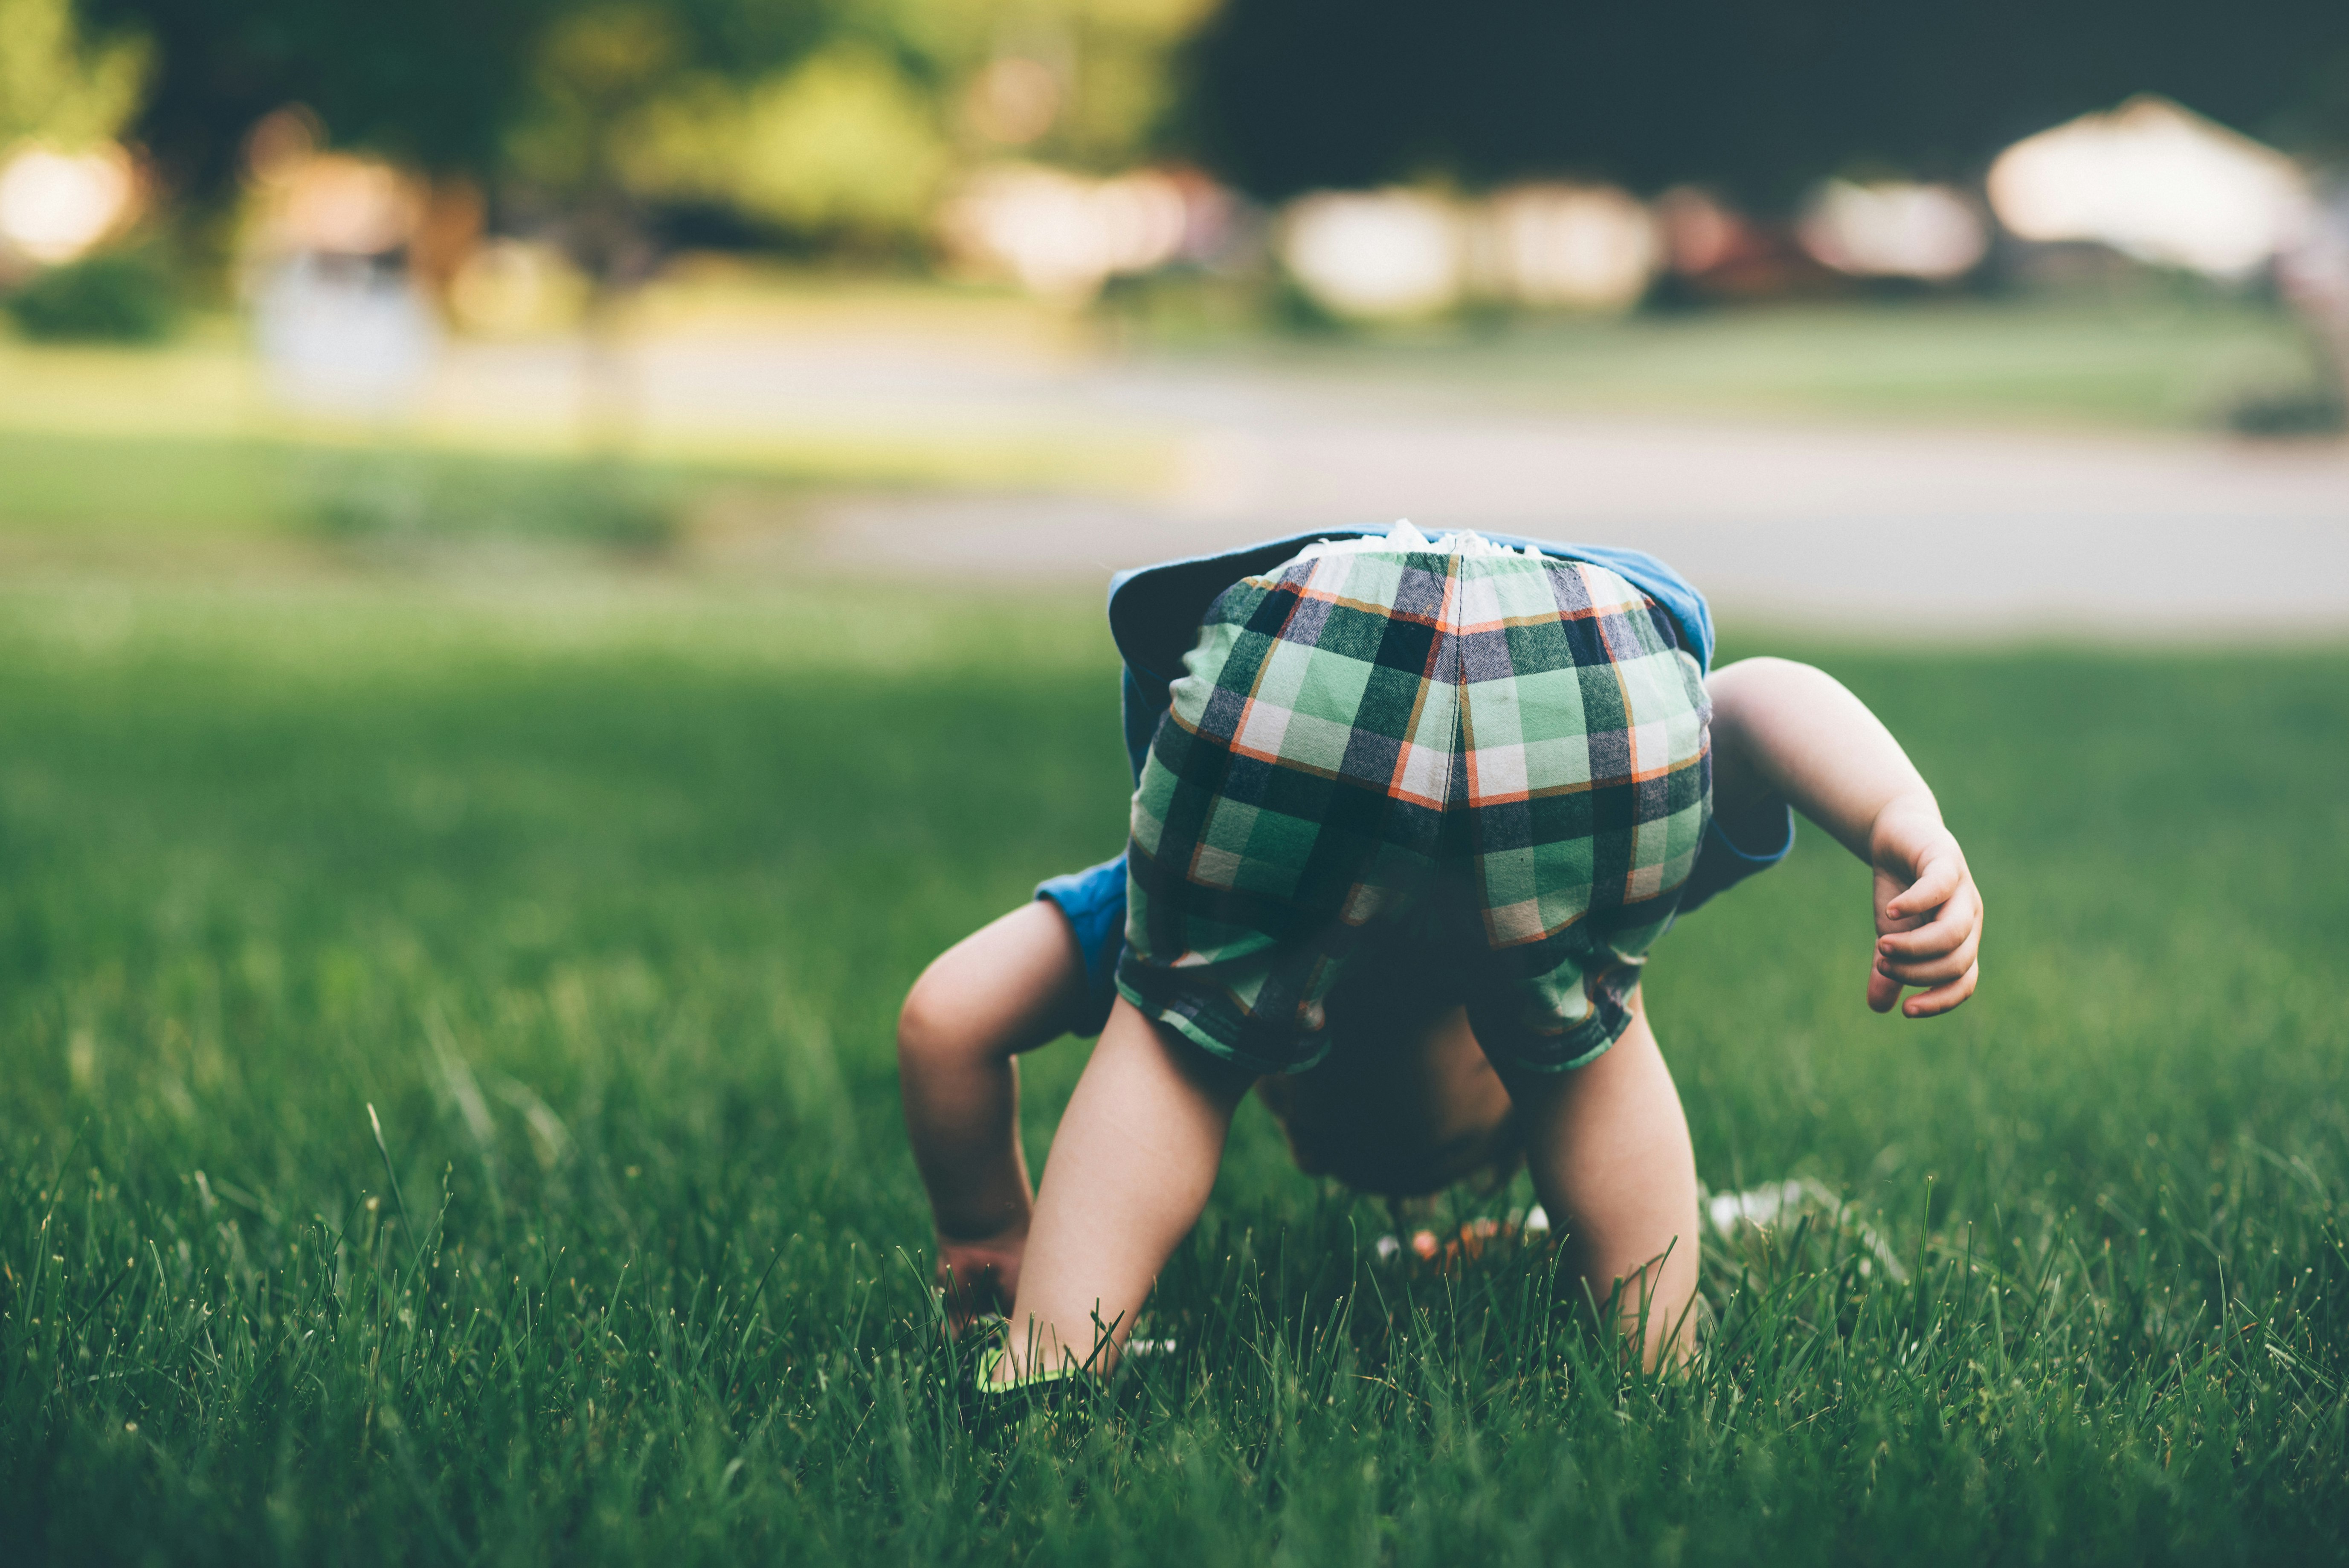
[1118,545,1710,1073]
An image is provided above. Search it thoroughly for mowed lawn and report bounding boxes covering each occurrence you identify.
[1,580,2345,1565]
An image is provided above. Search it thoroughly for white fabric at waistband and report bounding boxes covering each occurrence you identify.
[1281,520,1545,567]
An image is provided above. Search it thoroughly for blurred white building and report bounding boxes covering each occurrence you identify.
[1987,96,2311,278]
[1471,184,1659,309]
[1280,189,1463,318]
[938,163,1198,300]
[1797,180,1987,281]
[943,166,1669,319]
[1281,183,1662,321]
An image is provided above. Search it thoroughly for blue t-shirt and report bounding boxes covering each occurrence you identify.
[1040,528,1790,1036]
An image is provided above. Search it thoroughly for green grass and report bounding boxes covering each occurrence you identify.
[0,432,688,545]
[2,580,2346,1564]
[0,319,1169,551]
[1176,293,2326,432]
[0,426,1143,558]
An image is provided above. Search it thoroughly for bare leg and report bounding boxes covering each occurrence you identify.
[1494,991,1701,1366]
[997,997,1254,1379]
[897,900,1090,1324]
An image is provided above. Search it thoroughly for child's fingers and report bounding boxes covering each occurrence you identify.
[1876,920,1979,985]
[1898,961,1978,1017]
[1867,830,1981,1015]
[1876,879,1981,961]
[1866,964,1902,1013]
[1882,848,1964,922]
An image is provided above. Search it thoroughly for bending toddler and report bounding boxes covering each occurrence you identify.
[898,523,1982,1377]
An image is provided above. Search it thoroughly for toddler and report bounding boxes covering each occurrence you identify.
[898,523,1981,1375]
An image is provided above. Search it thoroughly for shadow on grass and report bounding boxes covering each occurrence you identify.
[295,449,684,557]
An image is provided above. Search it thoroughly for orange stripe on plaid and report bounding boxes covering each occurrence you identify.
[1459,752,1705,807]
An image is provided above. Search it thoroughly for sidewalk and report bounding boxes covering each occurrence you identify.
[424,323,2349,635]
[780,358,2349,635]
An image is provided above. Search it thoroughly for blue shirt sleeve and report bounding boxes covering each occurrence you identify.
[1034,852,1128,1036]
[1675,807,1797,916]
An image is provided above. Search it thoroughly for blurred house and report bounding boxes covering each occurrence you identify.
[1796,181,1987,282]
[1280,184,1659,321]
[938,164,1216,300]
[1987,96,2311,279]
[1469,185,1659,310]
[1279,190,1462,319]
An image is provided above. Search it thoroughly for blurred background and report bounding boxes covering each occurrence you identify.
[4,0,2348,623]
[13,9,2349,1551]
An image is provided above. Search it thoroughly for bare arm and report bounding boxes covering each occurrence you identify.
[1706,657,1983,1017]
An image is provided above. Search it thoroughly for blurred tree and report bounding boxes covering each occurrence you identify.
[1184,0,2349,203]
[81,0,1218,259]
[5,249,175,338]
[76,0,2349,244]
[531,0,1216,246]
[612,42,951,243]
[908,0,1220,171]
[84,0,566,193]
[0,0,150,150]
[505,5,684,281]
[611,0,1216,243]
[87,0,1206,213]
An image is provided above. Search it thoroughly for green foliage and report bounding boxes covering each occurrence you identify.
[3,249,175,341]
[505,5,694,197]
[93,0,1212,243]
[0,0,149,149]
[87,0,568,188]
[618,45,952,240]
[0,583,2345,1561]
[560,0,1218,241]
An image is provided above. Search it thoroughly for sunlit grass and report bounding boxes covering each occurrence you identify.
[0,577,2344,1562]
[0,425,1160,556]
[0,307,1169,547]
[1166,292,2324,431]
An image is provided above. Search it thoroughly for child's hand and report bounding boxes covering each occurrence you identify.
[1867,798,1982,1017]
[935,1230,1024,1336]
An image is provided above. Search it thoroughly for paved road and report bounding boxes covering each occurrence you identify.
[447,333,2349,634]
[809,409,2349,635]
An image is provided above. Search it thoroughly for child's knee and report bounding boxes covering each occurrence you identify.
[896,963,977,1067]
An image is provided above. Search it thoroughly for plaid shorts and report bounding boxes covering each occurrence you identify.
[1116,541,1711,1074]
